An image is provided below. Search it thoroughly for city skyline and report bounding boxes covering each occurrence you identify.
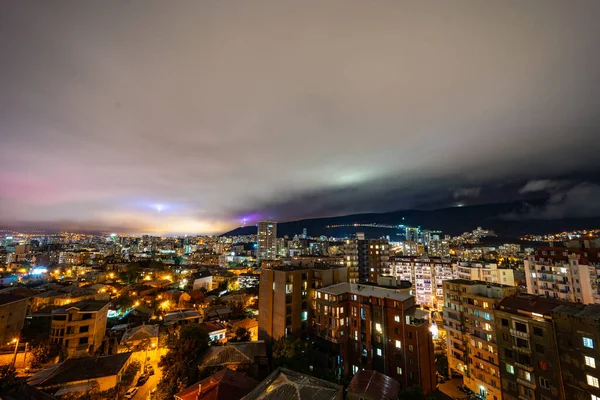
[2,1,600,235]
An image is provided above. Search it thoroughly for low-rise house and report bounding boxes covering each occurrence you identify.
[231,319,259,341]
[204,305,232,321]
[198,341,268,380]
[119,324,159,352]
[192,271,213,291]
[163,309,203,326]
[200,321,228,343]
[29,352,133,395]
[178,289,207,309]
[346,370,400,400]
[241,367,342,400]
[174,368,258,400]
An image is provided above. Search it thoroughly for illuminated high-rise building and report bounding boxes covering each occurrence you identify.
[257,221,278,262]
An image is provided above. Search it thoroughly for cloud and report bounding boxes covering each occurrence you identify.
[452,187,481,199]
[504,183,600,220]
[518,180,562,194]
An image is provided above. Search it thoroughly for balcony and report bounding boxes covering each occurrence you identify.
[514,361,534,372]
[510,329,529,339]
[512,345,532,355]
[516,378,536,390]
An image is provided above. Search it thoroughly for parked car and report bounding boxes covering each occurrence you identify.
[125,387,138,399]
[137,374,149,386]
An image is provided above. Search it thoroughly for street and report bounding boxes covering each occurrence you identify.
[438,377,469,400]
[132,357,161,400]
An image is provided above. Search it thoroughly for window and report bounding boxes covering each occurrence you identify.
[592,395,600,400]
[376,348,382,356]
[375,323,382,332]
[533,327,543,336]
[79,337,88,345]
[501,318,509,327]
[584,337,595,349]
[539,377,551,389]
[515,322,527,333]
[395,340,401,349]
[587,375,599,388]
[504,348,513,358]
[483,302,489,309]
[79,325,89,333]
[587,356,597,369]
[397,367,402,375]
[394,315,400,322]
[506,364,514,374]
[523,371,531,382]
[409,345,414,352]
[535,344,545,353]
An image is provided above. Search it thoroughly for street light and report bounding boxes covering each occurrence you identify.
[11,337,19,368]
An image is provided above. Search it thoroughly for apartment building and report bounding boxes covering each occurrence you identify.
[258,264,347,341]
[313,282,436,395]
[344,236,389,283]
[389,256,453,310]
[495,295,565,400]
[524,247,600,304]
[50,300,109,357]
[553,303,600,400]
[443,280,517,400]
[454,262,515,286]
[0,293,30,344]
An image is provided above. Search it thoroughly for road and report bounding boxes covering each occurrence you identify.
[132,357,162,400]
[439,377,470,400]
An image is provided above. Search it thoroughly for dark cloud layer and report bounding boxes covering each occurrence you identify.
[1,1,600,233]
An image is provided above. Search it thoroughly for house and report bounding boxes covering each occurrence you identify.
[204,305,232,321]
[119,324,159,352]
[346,370,400,400]
[0,293,31,344]
[241,367,343,400]
[178,289,207,309]
[29,352,133,394]
[163,309,202,326]
[231,319,259,341]
[200,321,228,343]
[50,300,109,358]
[192,271,213,291]
[198,341,268,380]
[174,368,258,400]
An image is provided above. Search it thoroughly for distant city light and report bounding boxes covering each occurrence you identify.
[31,267,48,275]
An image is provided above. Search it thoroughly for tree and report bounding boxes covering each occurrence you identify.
[120,361,141,386]
[29,340,62,368]
[397,386,425,400]
[272,337,308,372]
[0,364,24,392]
[156,324,210,400]
[232,327,251,342]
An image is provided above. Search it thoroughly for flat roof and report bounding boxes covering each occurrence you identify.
[317,282,412,302]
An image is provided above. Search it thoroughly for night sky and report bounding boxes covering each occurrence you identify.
[1,1,600,234]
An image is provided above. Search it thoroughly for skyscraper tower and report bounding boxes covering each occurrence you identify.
[257,221,278,262]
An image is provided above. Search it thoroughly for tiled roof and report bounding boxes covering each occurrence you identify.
[346,370,399,400]
[120,324,159,344]
[199,342,267,368]
[52,300,109,314]
[175,368,258,400]
[241,367,341,400]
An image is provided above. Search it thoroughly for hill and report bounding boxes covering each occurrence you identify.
[221,201,600,239]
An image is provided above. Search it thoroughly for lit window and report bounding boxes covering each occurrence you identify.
[397,367,402,375]
[506,364,514,374]
[592,395,600,400]
[376,348,382,356]
[584,337,595,348]
[483,302,489,309]
[395,340,401,349]
[587,375,599,388]
[586,356,597,368]
[375,323,382,332]
[523,371,531,381]
[394,315,400,322]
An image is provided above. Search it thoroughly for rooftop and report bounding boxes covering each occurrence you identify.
[200,321,227,333]
[347,370,400,400]
[120,324,159,344]
[317,282,412,302]
[444,279,514,288]
[30,353,132,387]
[53,300,109,314]
[553,303,600,319]
[497,294,567,317]
[199,341,267,369]
[0,293,29,306]
[175,368,258,400]
[241,367,341,400]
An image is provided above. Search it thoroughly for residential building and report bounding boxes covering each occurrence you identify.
[346,370,400,400]
[454,262,515,286]
[198,341,268,381]
[313,282,436,394]
[200,321,228,343]
[405,227,419,242]
[241,367,342,400]
[495,295,565,400]
[428,239,450,257]
[402,241,424,257]
[50,300,109,358]
[0,293,30,344]
[343,236,389,283]
[389,256,453,309]
[192,270,213,290]
[443,280,517,400]
[163,309,203,326]
[28,352,133,395]
[118,324,159,353]
[553,303,600,400]
[258,264,347,341]
[174,368,259,400]
[257,221,277,262]
[524,247,600,304]
[232,318,259,341]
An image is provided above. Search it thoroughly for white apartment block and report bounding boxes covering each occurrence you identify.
[453,262,515,286]
[524,247,600,304]
[389,256,453,309]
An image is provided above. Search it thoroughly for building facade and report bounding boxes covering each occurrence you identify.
[258,264,347,341]
[524,247,600,304]
[313,282,436,395]
[0,293,30,345]
[257,221,278,262]
[343,236,389,284]
[389,256,453,310]
[50,300,109,358]
[495,295,565,400]
[454,262,515,286]
[443,280,517,400]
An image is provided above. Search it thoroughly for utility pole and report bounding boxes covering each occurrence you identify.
[11,336,20,368]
